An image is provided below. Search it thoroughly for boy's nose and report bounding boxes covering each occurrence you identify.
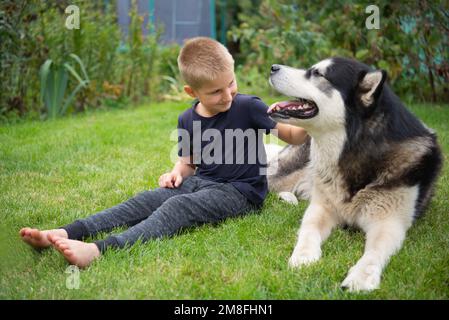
[271,64,281,74]
[223,88,233,102]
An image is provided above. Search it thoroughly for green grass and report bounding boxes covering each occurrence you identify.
[1,98,448,299]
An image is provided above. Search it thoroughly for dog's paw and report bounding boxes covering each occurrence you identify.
[288,248,321,268]
[341,264,381,292]
[278,192,298,205]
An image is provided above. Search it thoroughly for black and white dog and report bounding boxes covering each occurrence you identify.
[266,57,442,292]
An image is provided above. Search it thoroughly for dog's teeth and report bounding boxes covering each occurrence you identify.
[304,103,314,110]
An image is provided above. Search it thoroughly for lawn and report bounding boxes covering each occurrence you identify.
[0,98,448,299]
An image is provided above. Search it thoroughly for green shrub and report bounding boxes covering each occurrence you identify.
[39,53,89,118]
[229,0,449,103]
[0,0,168,120]
[0,0,43,120]
[33,1,135,114]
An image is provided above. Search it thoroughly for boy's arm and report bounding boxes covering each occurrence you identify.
[274,123,308,145]
[171,156,196,178]
[159,156,195,188]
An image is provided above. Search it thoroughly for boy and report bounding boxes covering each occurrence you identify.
[19,37,307,268]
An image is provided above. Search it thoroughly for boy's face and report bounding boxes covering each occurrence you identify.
[184,70,238,115]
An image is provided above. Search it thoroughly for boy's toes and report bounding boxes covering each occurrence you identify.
[47,234,58,243]
[30,229,42,239]
[23,228,32,237]
[51,237,69,252]
[55,239,66,247]
[19,228,27,238]
[53,242,65,254]
[20,228,33,242]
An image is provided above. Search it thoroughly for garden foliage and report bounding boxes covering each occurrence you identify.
[229,0,448,103]
[0,0,178,120]
[0,0,447,121]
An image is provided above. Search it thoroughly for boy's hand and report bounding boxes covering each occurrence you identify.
[158,172,183,188]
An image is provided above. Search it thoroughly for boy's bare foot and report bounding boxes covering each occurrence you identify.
[48,235,100,268]
[19,227,68,249]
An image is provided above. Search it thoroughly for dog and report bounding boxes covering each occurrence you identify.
[266,57,442,292]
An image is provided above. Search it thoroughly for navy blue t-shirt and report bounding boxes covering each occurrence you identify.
[177,93,277,206]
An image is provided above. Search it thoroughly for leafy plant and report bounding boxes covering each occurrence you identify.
[0,0,43,119]
[228,0,449,103]
[1,0,169,120]
[39,53,89,118]
[118,1,161,104]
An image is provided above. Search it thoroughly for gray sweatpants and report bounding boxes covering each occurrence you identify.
[61,176,255,252]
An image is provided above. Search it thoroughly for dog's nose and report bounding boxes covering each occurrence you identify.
[271,64,281,74]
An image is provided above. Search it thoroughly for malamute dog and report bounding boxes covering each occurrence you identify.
[267,57,442,292]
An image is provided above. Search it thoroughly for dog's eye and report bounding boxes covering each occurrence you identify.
[313,69,323,77]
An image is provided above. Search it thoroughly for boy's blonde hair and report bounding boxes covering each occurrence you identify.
[177,37,234,89]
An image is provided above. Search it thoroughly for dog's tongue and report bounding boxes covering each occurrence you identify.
[268,100,302,113]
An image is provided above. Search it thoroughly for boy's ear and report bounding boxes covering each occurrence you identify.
[183,85,197,98]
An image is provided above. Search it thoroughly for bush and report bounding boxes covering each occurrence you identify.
[0,0,169,120]
[0,0,43,120]
[229,0,449,103]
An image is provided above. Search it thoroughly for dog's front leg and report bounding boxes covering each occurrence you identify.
[289,203,337,267]
[341,218,407,292]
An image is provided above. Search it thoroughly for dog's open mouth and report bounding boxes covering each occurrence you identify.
[268,98,319,119]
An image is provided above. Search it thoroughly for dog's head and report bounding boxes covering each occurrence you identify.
[268,57,387,133]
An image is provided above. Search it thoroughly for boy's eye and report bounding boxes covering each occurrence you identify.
[208,80,235,94]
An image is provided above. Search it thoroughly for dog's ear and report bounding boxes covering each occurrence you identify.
[358,70,387,107]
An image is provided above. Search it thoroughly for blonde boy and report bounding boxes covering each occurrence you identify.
[20,37,307,267]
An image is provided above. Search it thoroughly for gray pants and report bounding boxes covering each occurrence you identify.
[61,176,255,252]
